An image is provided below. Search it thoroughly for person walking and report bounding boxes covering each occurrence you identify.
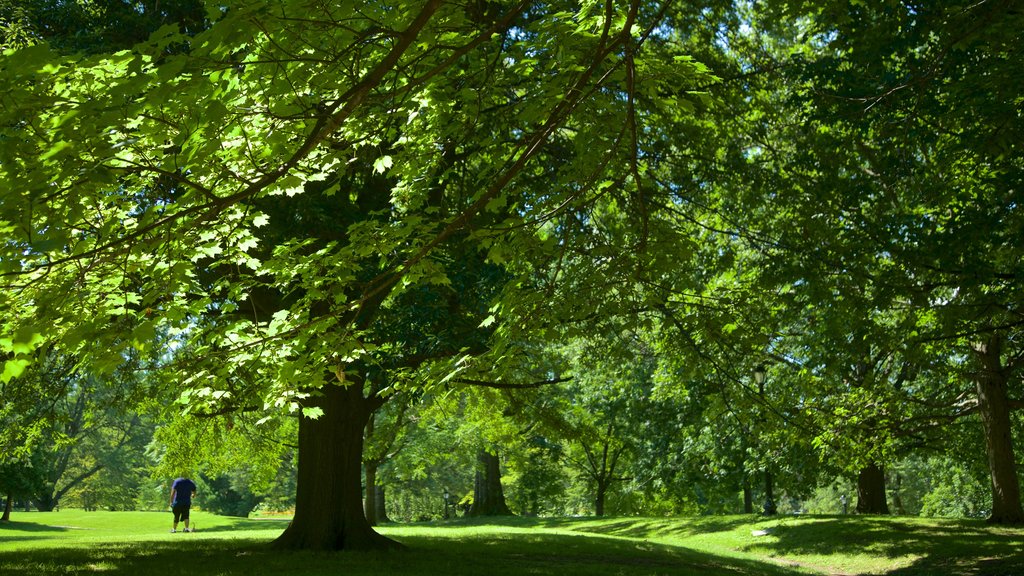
[169,476,198,533]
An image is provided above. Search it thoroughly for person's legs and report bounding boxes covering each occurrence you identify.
[172,505,184,532]
[181,505,191,532]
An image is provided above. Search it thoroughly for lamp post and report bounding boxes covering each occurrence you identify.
[443,488,451,519]
[754,366,777,516]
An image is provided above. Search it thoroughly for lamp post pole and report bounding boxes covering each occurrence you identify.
[443,488,450,519]
[755,366,777,516]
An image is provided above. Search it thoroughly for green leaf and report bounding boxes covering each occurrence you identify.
[132,321,156,350]
[0,327,45,355]
[0,358,32,383]
[40,140,72,161]
[302,406,324,419]
[373,155,393,174]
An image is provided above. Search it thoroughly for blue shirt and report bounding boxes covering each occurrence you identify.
[172,478,197,506]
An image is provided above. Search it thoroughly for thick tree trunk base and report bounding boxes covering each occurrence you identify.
[272,378,402,551]
[468,450,513,517]
[975,334,1024,525]
[855,463,890,515]
[986,512,1024,525]
[273,520,404,551]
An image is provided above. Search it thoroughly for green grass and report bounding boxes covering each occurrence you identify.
[1,510,1022,575]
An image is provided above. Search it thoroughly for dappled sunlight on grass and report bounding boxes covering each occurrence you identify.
[737,515,1024,574]
[2,511,1023,575]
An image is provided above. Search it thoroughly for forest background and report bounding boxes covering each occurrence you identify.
[0,0,1021,551]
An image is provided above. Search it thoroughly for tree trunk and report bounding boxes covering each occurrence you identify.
[595,480,608,517]
[855,463,890,515]
[974,333,1024,524]
[468,450,512,516]
[525,490,539,517]
[1,494,11,522]
[364,461,378,527]
[272,376,400,551]
[893,473,906,515]
[743,477,753,514]
[762,470,777,515]
[35,491,57,512]
[375,485,391,524]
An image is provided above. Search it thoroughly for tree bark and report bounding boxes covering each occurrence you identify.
[1,494,11,522]
[595,480,608,517]
[580,429,624,518]
[272,374,400,550]
[364,460,378,527]
[35,490,57,512]
[468,450,512,516]
[974,333,1024,524]
[855,463,890,515]
[742,477,753,514]
[374,485,391,524]
[762,470,777,515]
[893,473,906,515]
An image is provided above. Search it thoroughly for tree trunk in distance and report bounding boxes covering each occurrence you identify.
[272,378,400,551]
[893,474,906,515]
[974,333,1024,524]
[762,470,777,515]
[855,463,890,515]
[743,477,753,514]
[1,494,11,522]
[35,492,57,512]
[595,481,608,517]
[364,461,378,527]
[468,450,512,516]
[375,485,391,524]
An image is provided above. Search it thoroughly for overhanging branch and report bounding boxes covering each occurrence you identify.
[455,376,571,390]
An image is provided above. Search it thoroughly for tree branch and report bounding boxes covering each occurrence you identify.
[455,376,571,390]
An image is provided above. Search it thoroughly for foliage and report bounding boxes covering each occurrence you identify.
[198,473,260,517]
[0,352,159,511]
[919,459,991,520]
[0,462,43,508]
[2,0,1022,544]
[58,429,154,511]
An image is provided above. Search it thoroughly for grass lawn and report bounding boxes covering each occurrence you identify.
[1,510,1022,575]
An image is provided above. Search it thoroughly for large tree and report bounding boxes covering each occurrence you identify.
[1,0,713,550]
[756,0,1024,523]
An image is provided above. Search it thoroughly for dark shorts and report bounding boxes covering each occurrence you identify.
[172,503,191,523]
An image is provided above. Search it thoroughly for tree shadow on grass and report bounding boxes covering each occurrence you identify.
[0,540,267,575]
[0,520,71,533]
[394,529,807,576]
[0,528,811,576]
[0,520,72,545]
[534,515,755,540]
[192,518,291,534]
[747,516,1024,576]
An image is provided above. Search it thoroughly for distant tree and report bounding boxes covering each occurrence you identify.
[468,449,514,517]
[1,0,206,53]
[745,0,1024,523]
[0,462,42,521]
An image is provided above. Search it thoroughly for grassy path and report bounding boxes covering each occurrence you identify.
[1,511,1022,575]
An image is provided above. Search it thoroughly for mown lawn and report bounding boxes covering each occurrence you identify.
[1,510,1021,575]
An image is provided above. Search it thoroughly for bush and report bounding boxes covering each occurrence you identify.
[919,460,990,519]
